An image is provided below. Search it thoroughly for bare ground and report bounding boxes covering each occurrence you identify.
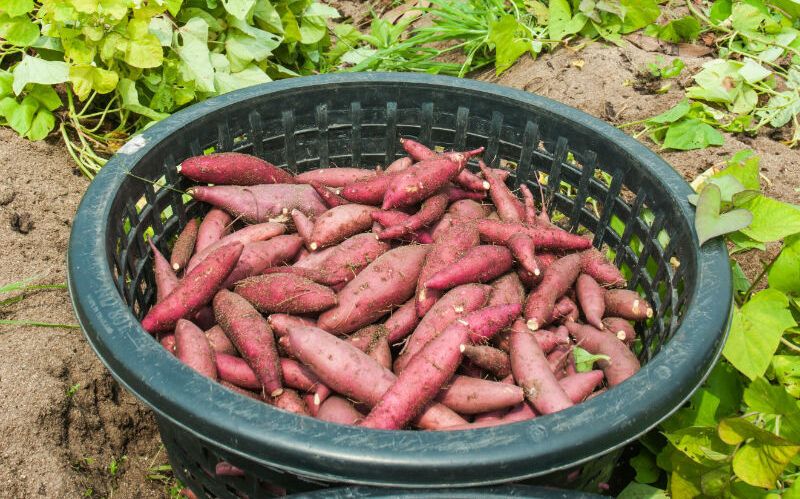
[1,20,799,499]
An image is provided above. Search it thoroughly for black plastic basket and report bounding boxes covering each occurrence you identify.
[67,73,732,497]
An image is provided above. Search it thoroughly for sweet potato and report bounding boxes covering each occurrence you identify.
[178,152,293,185]
[174,319,217,380]
[234,273,337,314]
[547,344,572,377]
[341,172,402,205]
[142,242,243,333]
[520,185,538,226]
[473,409,506,424]
[551,296,579,323]
[274,389,310,416]
[444,185,487,203]
[317,244,430,335]
[192,306,215,330]
[487,273,526,307]
[267,313,316,337]
[560,370,604,403]
[205,325,237,355]
[291,209,314,248]
[383,151,479,210]
[576,274,605,329]
[221,235,303,288]
[295,167,376,187]
[455,169,490,192]
[462,303,522,343]
[477,219,592,251]
[448,199,489,220]
[371,210,410,228]
[604,289,653,321]
[296,233,390,287]
[524,253,582,331]
[509,319,573,414]
[416,223,480,316]
[461,344,511,377]
[385,157,413,173]
[214,289,283,397]
[478,160,524,222]
[280,358,331,406]
[170,218,200,272]
[384,298,420,343]
[317,396,364,425]
[186,222,284,274]
[424,245,513,291]
[603,317,637,346]
[565,321,641,386]
[187,184,327,223]
[309,181,349,208]
[507,233,540,277]
[216,352,261,390]
[361,320,470,429]
[308,204,378,250]
[580,248,626,288]
[283,324,466,429]
[159,333,176,354]
[437,375,524,414]
[215,462,246,477]
[349,325,392,370]
[377,192,447,240]
[195,208,233,254]
[148,237,179,302]
[501,401,538,423]
[395,283,490,373]
[220,380,262,401]
[534,327,571,353]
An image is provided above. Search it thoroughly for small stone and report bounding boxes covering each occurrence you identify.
[10,212,34,234]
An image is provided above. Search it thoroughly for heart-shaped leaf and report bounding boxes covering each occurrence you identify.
[695,183,753,246]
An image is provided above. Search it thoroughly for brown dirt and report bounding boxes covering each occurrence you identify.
[2,6,800,497]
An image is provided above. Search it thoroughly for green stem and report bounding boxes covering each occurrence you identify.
[742,250,781,302]
[780,336,800,354]
[0,320,80,330]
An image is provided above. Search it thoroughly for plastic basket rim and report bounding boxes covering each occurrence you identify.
[67,72,732,487]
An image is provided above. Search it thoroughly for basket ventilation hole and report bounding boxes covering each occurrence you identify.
[134,196,147,215]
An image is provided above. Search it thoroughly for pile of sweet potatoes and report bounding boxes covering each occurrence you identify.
[142,140,651,437]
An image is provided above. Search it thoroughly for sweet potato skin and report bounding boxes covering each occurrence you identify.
[478,160,524,222]
[604,289,653,321]
[382,155,466,210]
[188,184,327,223]
[221,234,303,288]
[461,344,511,378]
[565,321,641,386]
[295,167,376,187]
[234,273,337,314]
[308,204,378,250]
[195,208,233,254]
[576,274,605,329]
[603,317,637,346]
[299,233,390,287]
[559,370,604,403]
[186,222,285,274]
[384,298,420,343]
[524,253,582,331]
[216,352,261,390]
[424,245,513,291]
[175,319,218,380]
[148,237,179,302]
[170,218,200,272]
[581,248,626,288]
[436,375,524,414]
[205,325,237,355]
[179,152,293,185]
[477,219,592,251]
[316,396,364,425]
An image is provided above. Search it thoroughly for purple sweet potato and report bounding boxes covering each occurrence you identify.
[295,233,390,287]
[291,209,314,248]
[509,319,573,414]
[576,274,605,329]
[283,324,466,429]
[234,273,337,314]
[317,244,430,335]
[524,253,582,331]
[308,204,378,250]
[382,151,480,209]
[187,184,327,223]
[170,218,200,272]
[477,219,592,251]
[604,289,653,321]
[416,223,480,316]
[274,388,310,416]
[174,319,217,379]
[461,344,511,377]
[221,235,303,288]
[308,180,349,208]
[565,321,641,386]
[603,317,637,346]
[205,325,237,355]
[580,248,626,288]
[186,222,284,273]
[142,242,243,333]
[378,193,447,240]
[295,167,376,187]
[478,160,524,222]
[267,313,316,337]
[216,352,261,390]
[316,396,364,425]
[384,298,420,343]
[148,237,179,302]
[436,375,524,414]
[213,289,283,397]
[560,370,604,403]
[424,245,513,291]
[487,273,526,307]
[395,283,491,374]
[178,152,293,185]
[507,233,540,277]
[195,208,233,254]
[361,320,470,429]
[341,172,402,205]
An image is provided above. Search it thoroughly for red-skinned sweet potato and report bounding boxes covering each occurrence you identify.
[205,325,237,355]
[461,344,511,378]
[436,375,524,414]
[524,253,582,331]
[424,245,513,291]
[195,208,233,254]
[576,274,605,329]
[179,152,293,185]
[295,167,376,187]
[604,289,653,321]
[564,321,640,386]
[186,222,284,274]
[309,180,349,208]
[603,317,637,346]
[175,319,217,380]
[170,218,200,272]
[477,219,592,251]
[316,396,364,425]
[384,298,420,343]
[148,237,179,302]
[234,273,337,314]
[478,160,524,222]
[308,204,378,250]
[580,248,626,288]
[221,235,303,288]
[559,370,604,403]
[187,184,327,223]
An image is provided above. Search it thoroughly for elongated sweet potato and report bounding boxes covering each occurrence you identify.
[462,303,522,343]
[341,172,402,205]
[296,233,390,287]
[170,218,200,272]
[487,273,526,307]
[385,157,413,173]
[378,193,447,240]
[148,237,179,302]
[195,208,233,254]
[444,185,487,203]
[509,319,573,414]
[520,185,538,225]
[283,324,466,429]
[317,244,430,335]
[473,409,506,424]
[507,233,540,277]
[187,184,327,223]
[234,273,337,314]
[295,167,376,187]
[501,401,538,423]
[221,235,303,288]
[179,152,293,185]
[214,289,283,397]
[604,289,653,321]
[216,352,261,390]
[384,298,420,343]
[308,204,378,250]
[361,320,470,429]
[280,358,331,406]
[142,242,243,333]
[576,274,605,329]
[448,199,489,220]
[175,319,217,379]
[291,209,314,249]
[524,253,582,331]
[316,396,364,425]
[159,333,176,354]
[371,210,410,228]
[603,317,637,346]
[186,222,284,273]
[547,344,572,377]
[461,344,511,378]
[534,327,571,353]
[348,324,392,369]
[477,219,592,251]
[564,321,640,386]
[478,160,524,222]
[274,389,310,416]
[267,313,316,338]
[550,296,579,323]
[580,248,626,288]
[416,223,480,316]
[383,151,480,209]
[559,370,604,403]
[425,245,513,291]
[220,380,262,401]
[437,375,524,414]
[308,180,349,208]
[205,325,237,355]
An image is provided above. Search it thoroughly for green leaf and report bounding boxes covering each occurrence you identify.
[488,16,531,75]
[0,70,12,97]
[732,260,751,296]
[573,346,610,372]
[221,0,255,20]
[723,289,796,380]
[0,96,17,119]
[2,0,34,17]
[118,78,169,121]
[647,99,690,124]
[645,16,701,43]
[549,0,587,40]
[630,449,660,484]
[705,361,744,418]
[69,65,118,101]
[709,0,733,23]
[617,482,668,499]
[276,3,301,43]
[729,231,766,253]
[26,107,54,140]
[28,84,61,111]
[719,418,800,488]
[619,0,659,33]
[11,55,69,95]
[694,183,753,245]
[175,17,215,93]
[662,118,725,151]
[125,33,163,68]
[214,64,271,94]
[664,426,734,466]
[737,194,800,242]
[0,14,40,47]
[772,355,800,398]
[711,150,760,190]
[769,234,800,293]
[744,377,800,415]
[739,58,772,84]
[300,3,336,45]
[8,95,36,135]
[253,0,282,33]
[149,16,173,46]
